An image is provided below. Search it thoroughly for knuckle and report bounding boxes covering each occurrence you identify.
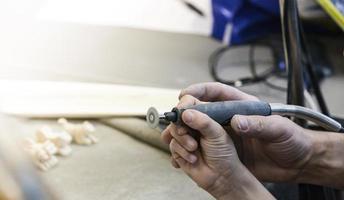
[170,139,185,155]
[178,127,187,135]
[169,139,176,151]
[161,125,170,134]
[177,135,189,146]
[165,124,173,131]
[177,95,197,108]
[253,117,265,133]
[169,124,177,133]
[169,127,177,138]
[171,153,180,160]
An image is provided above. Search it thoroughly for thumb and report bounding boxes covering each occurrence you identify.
[231,115,297,142]
[182,109,227,140]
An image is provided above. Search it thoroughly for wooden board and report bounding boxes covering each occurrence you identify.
[0,80,180,118]
[100,117,169,152]
[1,117,213,200]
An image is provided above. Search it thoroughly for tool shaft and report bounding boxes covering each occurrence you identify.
[168,101,271,125]
[162,101,342,132]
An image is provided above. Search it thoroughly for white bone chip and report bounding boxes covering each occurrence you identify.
[58,118,98,145]
[36,126,72,156]
[22,139,59,171]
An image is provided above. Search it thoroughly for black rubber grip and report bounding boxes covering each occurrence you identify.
[182,100,271,125]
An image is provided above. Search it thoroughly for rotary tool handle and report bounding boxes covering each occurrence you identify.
[185,101,271,125]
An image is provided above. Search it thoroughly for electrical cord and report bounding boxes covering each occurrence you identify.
[209,42,286,89]
[264,79,287,91]
[299,23,330,116]
[270,103,342,132]
[249,44,288,92]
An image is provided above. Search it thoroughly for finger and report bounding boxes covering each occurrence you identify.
[170,127,198,152]
[161,125,174,144]
[170,139,197,163]
[174,156,188,171]
[171,153,188,170]
[171,157,180,168]
[181,109,227,140]
[176,126,188,136]
[174,150,205,177]
[162,95,200,145]
[231,115,298,142]
[177,94,201,109]
[179,82,258,102]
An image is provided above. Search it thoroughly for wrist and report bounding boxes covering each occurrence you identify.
[208,164,274,200]
[297,130,344,188]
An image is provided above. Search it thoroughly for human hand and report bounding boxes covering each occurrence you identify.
[162,82,312,183]
[162,83,274,199]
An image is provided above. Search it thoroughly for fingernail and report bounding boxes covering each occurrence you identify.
[188,155,197,163]
[183,111,193,123]
[237,116,248,131]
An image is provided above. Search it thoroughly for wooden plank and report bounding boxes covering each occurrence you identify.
[0,80,180,118]
[100,117,169,152]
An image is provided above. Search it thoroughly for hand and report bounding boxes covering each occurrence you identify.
[230,114,312,182]
[162,82,312,183]
[162,83,274,199]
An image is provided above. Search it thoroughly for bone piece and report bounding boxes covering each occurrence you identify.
[58,118,98,145]
[22,139,59,171]
[36,126,73,156]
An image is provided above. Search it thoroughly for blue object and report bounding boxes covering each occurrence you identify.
[211,0,281,45]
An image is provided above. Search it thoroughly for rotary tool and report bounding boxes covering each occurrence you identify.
[146,100,344,133]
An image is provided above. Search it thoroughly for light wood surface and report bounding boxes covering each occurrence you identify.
[0,80,179,118]
[2,117,213,200]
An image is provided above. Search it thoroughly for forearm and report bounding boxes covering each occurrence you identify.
[298,130,344,189]
[209,166,275,200]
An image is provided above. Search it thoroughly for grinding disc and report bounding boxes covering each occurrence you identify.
[146,107,160,128]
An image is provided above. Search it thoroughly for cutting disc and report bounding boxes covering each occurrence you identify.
[146,107,160,128]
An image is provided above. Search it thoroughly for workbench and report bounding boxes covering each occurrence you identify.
[8,118,212,200]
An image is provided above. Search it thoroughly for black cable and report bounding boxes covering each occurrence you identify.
[209,43,282,88]
[249,44,288,92]
[209,45,266,86]
[299,26,330,116]
[264,79,287,91]
[248,44,275,80]
[282,0,305,109]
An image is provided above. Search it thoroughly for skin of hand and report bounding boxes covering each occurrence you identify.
[162,82,314,186]
[162,83,275,199]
